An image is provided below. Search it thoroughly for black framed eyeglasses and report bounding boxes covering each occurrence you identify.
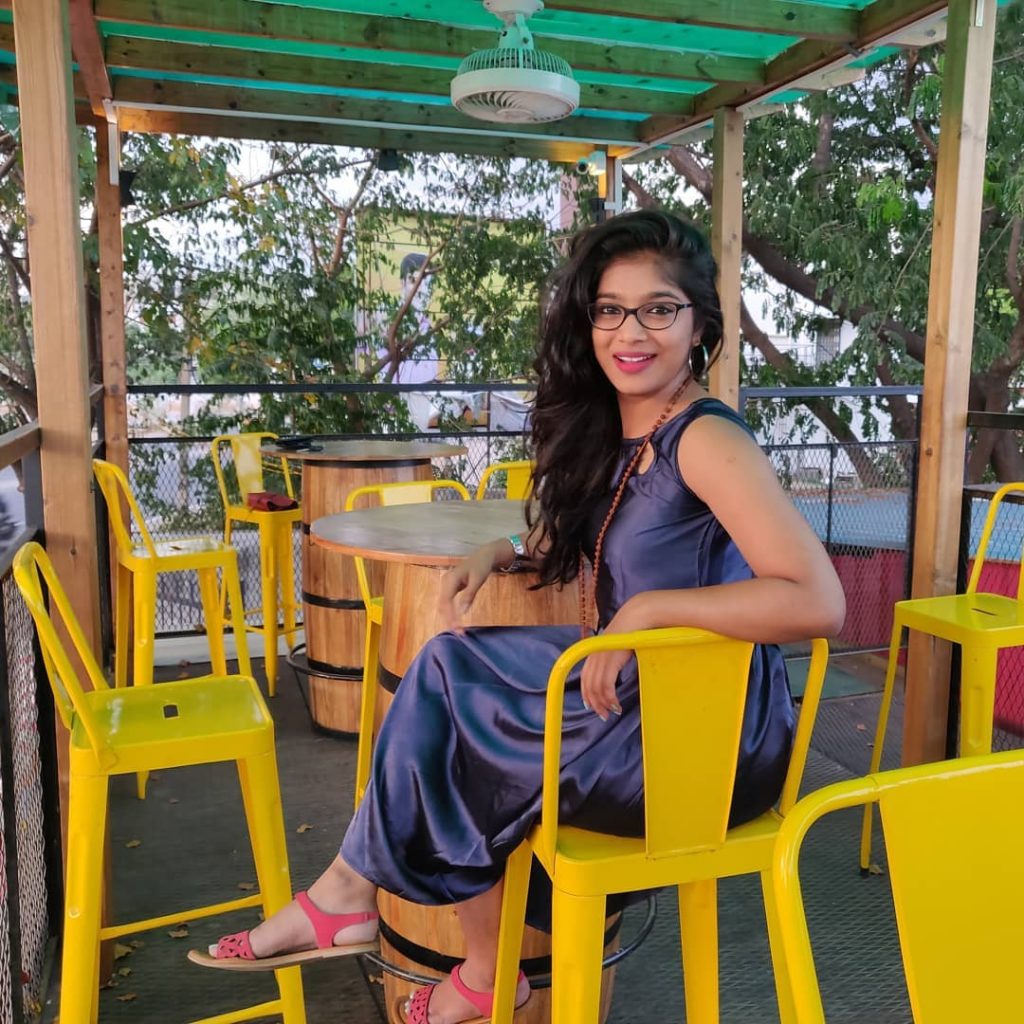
[586,301,694,331]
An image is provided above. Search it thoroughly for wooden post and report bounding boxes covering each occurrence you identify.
[13,0,102,850]
[710,107,743,409]
[903,0,997,765]
[95,125,129,478]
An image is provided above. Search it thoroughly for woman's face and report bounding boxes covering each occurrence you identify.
[590,252,697,405]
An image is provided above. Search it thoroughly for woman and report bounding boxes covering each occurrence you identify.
[191,210,845,1024]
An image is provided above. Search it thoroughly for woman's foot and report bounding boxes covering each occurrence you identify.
[399,963,531,1024]
[188,856,379,971]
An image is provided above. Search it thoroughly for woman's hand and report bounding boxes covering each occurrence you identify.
[438,540,508,632]
[579,596,650,721]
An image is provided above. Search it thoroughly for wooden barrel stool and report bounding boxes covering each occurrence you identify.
[277,439,465,735]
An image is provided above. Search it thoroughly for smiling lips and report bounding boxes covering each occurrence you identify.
[613,352,656,374]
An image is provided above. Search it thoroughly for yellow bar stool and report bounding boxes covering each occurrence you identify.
[775,750,1024,1023]
[343,479,470,808]
[475,460,534,500]
[860,480,1024,871]
[212,433,303,696]
[93,458,252,798]
[492,631,829,1024]
[13,542,306,1024]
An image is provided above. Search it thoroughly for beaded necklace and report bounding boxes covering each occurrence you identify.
[577,376,692,639]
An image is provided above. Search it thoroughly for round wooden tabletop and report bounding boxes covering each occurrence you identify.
[311,499,530,566]
[263,439,467,463]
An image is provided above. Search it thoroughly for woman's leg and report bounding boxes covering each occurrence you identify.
[404,880,529,1023]
[245,854,378,957]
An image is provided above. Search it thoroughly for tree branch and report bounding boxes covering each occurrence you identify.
[326,158,376,279]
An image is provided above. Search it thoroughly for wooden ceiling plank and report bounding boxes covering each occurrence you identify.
[103,34,698,116]
[638,0,948,145]
[108,105,615,161]
[111,77,643,144]
[94,0,765,85]
[541,1,858,41]
[68,0,112,117]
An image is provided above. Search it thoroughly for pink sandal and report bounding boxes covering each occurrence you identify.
[398,963,530,1024]
[187,890,378,971]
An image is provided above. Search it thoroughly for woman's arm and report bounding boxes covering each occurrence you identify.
[438,522,547,630]
[581,414,845,718]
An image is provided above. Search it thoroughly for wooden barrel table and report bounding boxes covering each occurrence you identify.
[312,501,618,1023]
[266,439,465,735]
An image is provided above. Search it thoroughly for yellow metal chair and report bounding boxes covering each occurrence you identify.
[93,458,252,797]
[13,542,305,1024]
[860,480,1024,871]
[775,749,1024,1023]
[344,479,470,807]
[475,460,534,500]
[492,630,829,1024]
[212,432,302,696]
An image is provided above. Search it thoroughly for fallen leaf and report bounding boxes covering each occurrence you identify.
[113,943,134,961]
[855,724,867,732]
[237,882,256,891]
[868,863,884,875]
[167,926,190,939]
[129,939,145,949]
[168,797,180,805]
[115,993,137,1003]
[296,823,314,834]
[117,967,132,978]
[124,839,142,849]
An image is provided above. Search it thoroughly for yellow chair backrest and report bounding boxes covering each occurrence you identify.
[774,749,1024,1023]
[537,631,827,865]
[476,460,534,501]
[343,479,470,607]
[211,432,295,508]
[92,458,157,559]
[13,542,111,760]
[966,481,1024,600]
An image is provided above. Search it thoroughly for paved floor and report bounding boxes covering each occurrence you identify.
[41,659,915,1023]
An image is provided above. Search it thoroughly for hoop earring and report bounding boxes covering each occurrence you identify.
[689,343,707,377]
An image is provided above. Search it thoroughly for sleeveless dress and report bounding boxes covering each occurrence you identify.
[341,399,795,923]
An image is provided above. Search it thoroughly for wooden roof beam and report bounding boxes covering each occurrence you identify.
[636,0,949,147]
[94,0,766,86]
[541,1,858,41]
[68,0,112,118]
[102,35,698,117]
[110,77,644,146]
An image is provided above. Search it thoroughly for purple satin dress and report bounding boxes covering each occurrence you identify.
[341,399,794,925]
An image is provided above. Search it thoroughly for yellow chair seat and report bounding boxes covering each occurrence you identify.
[70,674,273,773]
[222,502,304,529]
[549,812,783,893]
[130,535,237,563]
[895,591,1024,640]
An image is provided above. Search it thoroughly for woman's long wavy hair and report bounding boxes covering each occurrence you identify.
[528,210,723,588]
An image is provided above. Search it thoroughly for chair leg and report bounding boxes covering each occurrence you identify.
[861,615,904,871]
[197,567,227,676]
[60,771,108,1024]
[551,888,606,1024]
[114,563,131,689]
[223,552,253,680]
[761,869,797,1024]
[278,519,299,649]
[960,641,997,757]
[238,750,306,1024]
[679,878,719,1024]
[259,518,279,696]
[491,842,531,1024]
[132,570,158,799]
[353,617,380,809]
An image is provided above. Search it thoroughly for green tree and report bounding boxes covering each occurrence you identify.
[628,1,1024,482]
